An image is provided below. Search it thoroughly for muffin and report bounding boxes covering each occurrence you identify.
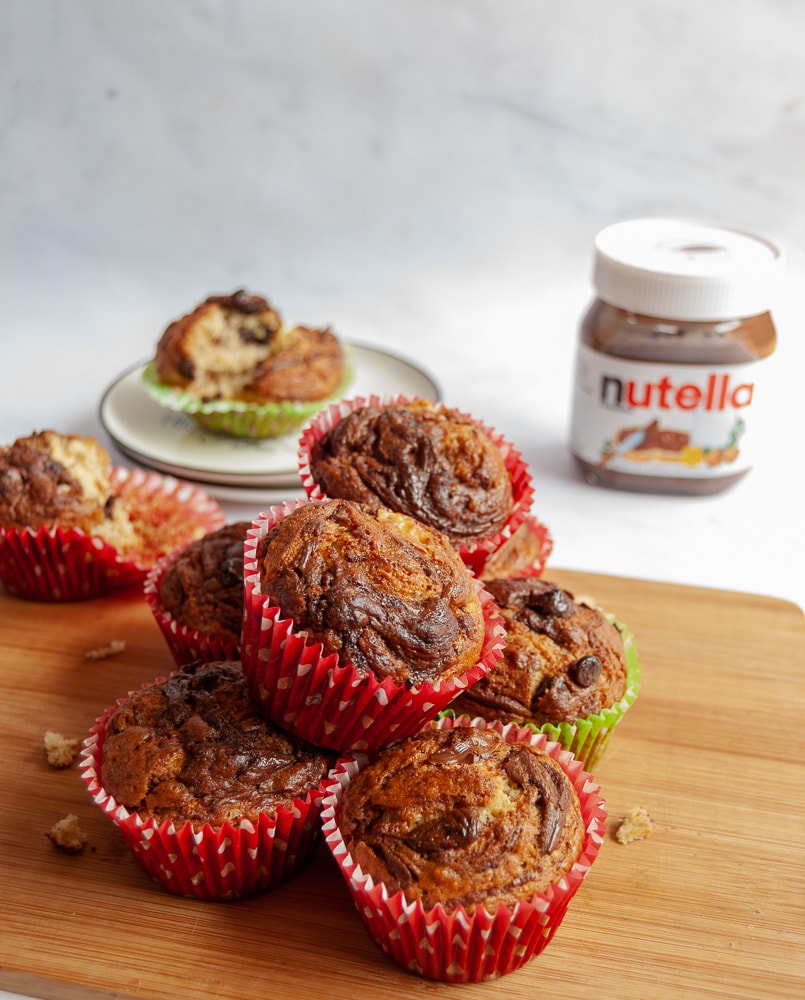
[80,660,333,900]
[322,716,607,982]
[142,289,352,439]
[298,395,535,575]
[448,577,640,768]
[0,430,138,541]
[145,521,249,666]
[240,497,505,751]
[0,430,224,601]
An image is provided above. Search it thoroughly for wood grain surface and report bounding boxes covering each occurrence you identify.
[1,569,803,1000]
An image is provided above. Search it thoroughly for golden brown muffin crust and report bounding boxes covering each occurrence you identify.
[309,401,513,544]
[159,521,248,640]
[102,661,332,828]
[451,578,627,725]
[0,431,113,531]
[339,725,584,913]
[154,290,281,390]
[0,430,140,554]
[245,324,346,403]
[257,498,485,686]
[153,290,345,403]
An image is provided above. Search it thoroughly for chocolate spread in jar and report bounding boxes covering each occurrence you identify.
[569,218,782,495]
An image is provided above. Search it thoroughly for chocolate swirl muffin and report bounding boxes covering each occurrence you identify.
[256,498,486,687]
[153,289,346,404]
[101,660,332,829]
[158,521,249,643]
[307,400,514,546]
[339,725,585,913]
[450,577,627,726]
[0,430,138,550]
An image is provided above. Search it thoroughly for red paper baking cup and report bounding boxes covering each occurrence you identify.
[241,499,506,752]
[80,689,328,901]
[0,468,224,602]
[144,554,242,667]
[321,716,607,982]
[297,395,535,577]
[479,514,554,581]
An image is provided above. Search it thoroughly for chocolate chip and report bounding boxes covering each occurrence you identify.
[533,587,572,617]
[570,655,602,687]
[219,555,243,587]
[238,326,273,345]
[230,289,264,313]
[178,358,195,378]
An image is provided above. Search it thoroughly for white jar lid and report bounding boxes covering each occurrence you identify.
[593,217,785,320]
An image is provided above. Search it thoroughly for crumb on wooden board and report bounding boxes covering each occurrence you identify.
[615,805,655,844]
[44,730,80,768]
[46,814,88,854]
[85,639,126,661]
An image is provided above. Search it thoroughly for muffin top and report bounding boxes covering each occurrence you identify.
[153,289,345,403]
[451,577,627,726]
[308,400,513,545]
[256,498,486,686]
[101,660,332,829]
[159,521,249,640]
[339,725,585,913]
[0,430,139,550]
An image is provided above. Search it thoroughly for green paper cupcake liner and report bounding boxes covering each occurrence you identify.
[530,620,640,769]
[442,619,640,771]
[141,353,354,440]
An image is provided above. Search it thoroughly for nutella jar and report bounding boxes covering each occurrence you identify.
[569,218,782,495]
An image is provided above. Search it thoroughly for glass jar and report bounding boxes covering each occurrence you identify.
[569,218,782,495]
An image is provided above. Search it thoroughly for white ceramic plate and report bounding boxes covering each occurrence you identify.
[99,343,441,488]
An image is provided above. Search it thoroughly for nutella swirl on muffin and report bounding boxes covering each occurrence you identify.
[450,577,628,726]
[339,725,585,913]
[256,498,486,687]
[158,521,249,643]
[307,401,514,545]
[101,660,332,829]
[0,430,139,550]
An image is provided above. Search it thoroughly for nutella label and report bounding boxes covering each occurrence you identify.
[570,344,764,478]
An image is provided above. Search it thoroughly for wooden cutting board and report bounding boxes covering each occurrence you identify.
[1,569,803,1000]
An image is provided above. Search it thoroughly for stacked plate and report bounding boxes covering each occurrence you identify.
[99,343,441,504]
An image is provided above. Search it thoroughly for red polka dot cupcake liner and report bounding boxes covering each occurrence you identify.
[144,554,241,667]
[479,513,555,581]
[297,394,536,577]
[240,499,506,753]
[0,468,224,602]
[321,715,607,982]
[80,689,328,901]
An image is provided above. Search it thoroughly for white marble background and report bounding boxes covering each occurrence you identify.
[2,0,804,619]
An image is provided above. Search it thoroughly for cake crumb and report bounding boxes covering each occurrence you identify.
[615,806,655,844]
[85,639,126,661]
[47,814,88,854]
[44,730,80,768]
